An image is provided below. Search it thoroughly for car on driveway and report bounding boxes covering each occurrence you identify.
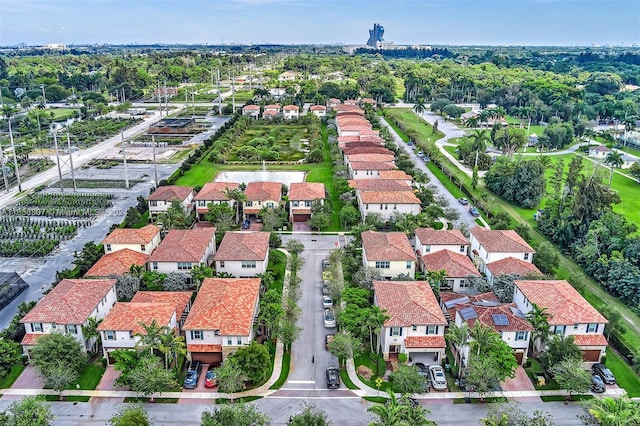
[326,367,340,389]
[468,206,481,217]
[322,296,333,308]
[324,308,336,328]
[591,374,606,393]
[414,362,429,377]
[183,361,202,389]
[429,365,447,391]
[592,363,616,384]
[204,364,217,388]
[458,197,469,205]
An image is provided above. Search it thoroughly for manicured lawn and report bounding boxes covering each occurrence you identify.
[525,358,560,391]
[269,352,290,389]
[505,115,545,137]
[339,368,359,390]
[49,108,79,121]
[605,347,640,397]
[355,352,393,392]
[44,395,90,402]
[74,362,106,390]
[363,396,387,403]
[444,145,458,157]
[0,364,26,388]
[540,395,593,402]
[384,108,446,143]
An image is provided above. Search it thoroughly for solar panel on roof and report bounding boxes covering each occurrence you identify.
[444,296,470,309]
[492,314,510,326]
[459,306,477,320]
[510,307,526,319]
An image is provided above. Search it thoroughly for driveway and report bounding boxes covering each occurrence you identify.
[500,366,540,402]
[292,222,311,232]
[91,366,126,403]
[1,365,44,400]
[179,363,216,404]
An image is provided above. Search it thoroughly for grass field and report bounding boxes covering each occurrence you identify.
[75,362,106,390]
[0,364,25,389]
[384,108,445,144]
[606,347,640,397]
[269,352,291,389]
[231,124,308,162]
[49,108,79,121]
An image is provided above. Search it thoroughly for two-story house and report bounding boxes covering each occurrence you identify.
[263,104,282,115]
[414,228,469,257]
[20,279,117,358]
[183,278,261,364]
[193,182,240,222]
[243,181,282,221]
[421,250,481,292]
[362,231,416,279]
[327,98,341,110]
[147,186,194,220]
[85,249,149,278]
[288,182,325,223]
[357,190,421,221]
[468,227,535,273]
[349,161,397,179]
[513,280,609,362]
[148,228,216,282]
[484,257,543,284]
[310,105,327,118]
[282,105,299,120]
[130,291,193,330]
[213,231,270,277]
[588,145,613,159]
[378,170,413,185]
[373,280,447,364]
[102,224,161,255]
[242,104,260,119]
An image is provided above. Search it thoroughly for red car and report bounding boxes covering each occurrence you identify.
[204,364,218,388]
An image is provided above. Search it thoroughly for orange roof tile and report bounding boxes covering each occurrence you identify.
[486,257,542,277]
[187,344,222,352]
[263,110,279,116]
[349,179,411,191]
[97,302,176,334]
[289,182,325,201]
[362,231,416,262]
[404,336,446,348]
[103,224,160,245]
[214,232,269,261]
[334,104,362,112]
[457,302,533,332]
[130,291,192,317]
[147,185,193,202]
[283,105,299,111]
[244,181,282,201]
[422,250,480,278]
[343,146,393,156]
[350,161,396,171]
[347,153,395,163]
[85,249,149,277]
[415,228,469,246]
[183,278,260,335]
[373,280,447,327]
[193,182,239,202]
[243,105,260,111]
[379,170,412,180]
[20,333,44,346]
[310,105,326,111]
[359,190,421,205]
[515,280,608,325]
[572,334,608,347]
[149,228,216,263]
[21,279,116,325]
[470,227,535,253]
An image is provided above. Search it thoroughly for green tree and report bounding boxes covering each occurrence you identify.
[44,360,79,400]
[81,316,103,355]
[223,188,247,223]
[0,339,21,378]
[285,239,305,256]
[277,317,302,353]
[389,364,428,395]
[582,397,640,426]
[549,357,591,400]
[192,263,213,291]
[445,323,469,368]
[0,396,54,426]
[541,335,583,370]
[469,322,498,357]
[287,403,331,426]
[135,319,169,356]
[471,165,479,190]
[526,304,551,357]
[109,404,149,426]
[201,404,270,426]
[206,203,235,232]
[31,333,87,387]
[412,98,426,124]
[604,151,624,186]
[340,205,360,229]
[227,341,271,385]
[367,390,409,426]
[328,331,363,367]
[628,162,640,181]
[482,401,555,426]
[128,355,178,401]
[158,199,190,231]
[158,331,186,370]
[310,211,331,232]
[215,360,248,400]
[464,356,501,401]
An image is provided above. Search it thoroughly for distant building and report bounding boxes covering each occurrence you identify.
[367,23,385,48]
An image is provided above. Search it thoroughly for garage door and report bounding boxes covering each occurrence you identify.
[292,214,310,222]
[582,350,601,362]
[191,352,222,364]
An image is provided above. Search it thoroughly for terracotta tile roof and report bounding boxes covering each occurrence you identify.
[470,227,535,253]
[373,280,447,327]
[440,292,500,306]
[340,125,375,133]
[149,228,216,263]
[362,231,416,261]
[264,104,281,110]
[21,279,116,325]
[359,191,421,205]
[130,291,192,317]
[289,182,325,201]
[20,333,45,346]
[357,128,380,136]
[183,278,260,335]
[379,170,413,180]
[350,161,396,171]
[336,110,365,118]
[243,105,260,111]
[415,228,469,246]
[244,181,282,201]
[422,250,480,278]
[514,280,608,325]
[214,231,269,261]
[347,153,395,163]
[328,98,341,104]
[147,185,193,202]
[590,145,612,152]
[194,182,239,202]
[310,105,326,111]
[404,336,446,348]
[337,117,370,126]
[97,302,176,334]
[283,105,299,111]
[337,136,362,143]
[359,135,386,143]
[187,344,222,352]
[343,146,393,156]
[486,257,542,277]
[103,224,160,245]
[362,98,376,104]
[349,179,411,191]
[263,110,279,117]
[572,334,608,347]
[457,302,533,332]
[334,104,362,113]
[85,249,149,277]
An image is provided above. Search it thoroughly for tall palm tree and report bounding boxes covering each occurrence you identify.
[537,155,552,169]
[525,304,551,357]
[468,129,490,153]
[135,320,168,356]
[468,322,497,357]
[81,317,103,355]
[605,151,624,186]
[445,323,469,369]
[426,269,447,298]
[584,397,640,426]
[223,187,247,223]
[158,331,186,370]
[367,390,409,426]
[412,98,426,125]
[191,263,213,292]
[361,306,389,354]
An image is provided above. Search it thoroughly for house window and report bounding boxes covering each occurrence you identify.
[65,324,77,334]
[293,201,299,207]
[129,331,134,340]
[554,325,566,335]
[31,323,43,332]
[426,325,437,335]
[190,330,203,340]
[267,202,274,208]
[305,201,311,207]
[242,260,257,269]
[219,261,225,268]
[152,262,158,270]
[365,204,369,210]
[105,331,116,341]
[375,261,390,269]
[237,337,242,345]
[446,279,455,287]
[214,330,220,336]
[246,201,253,207]
[573,324,579,330]
[198,201,206,207]
[177,262,193,270]
[106,244,111,252]
[524,253,530,261]
[515,331,528,341]
[391,327,401,336]
[140,245,146,252]
[227,337,232,345]
[412,325,417,331]
[460,245,466,253]
[406,261,412,269]
[587,323,598,333]
[459,279,468,289]
[380,204,383,210]
[149,201,157,207]
[424,245,431,253]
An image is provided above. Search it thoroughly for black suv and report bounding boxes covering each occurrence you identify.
[592,363,616,385]
[326,367,340,389]
[183,361,202,389]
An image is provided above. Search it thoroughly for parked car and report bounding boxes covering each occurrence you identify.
[420,155,430,163]
[204,364,218,388]
[322,296,334,308]
[414,362,429,377]
[416,151,424,157]
[592,363,616,384]
[324,308,336,328]
[326,367,340,389]
[458,197,469,205]
[183,361,202,389]
[322,258,330,270]
[591,374,606,393]
[468,206,481,217]
[322,271,331,281]
[325,333,335,350]
[322,282,330,295]
[429,365,447,391]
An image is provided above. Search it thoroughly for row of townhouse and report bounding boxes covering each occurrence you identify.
[148,181,326,225]
[242,104,301,120]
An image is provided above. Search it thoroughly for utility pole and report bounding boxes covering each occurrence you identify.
[7,112,22,192]
[217,68,221,115]
[164,81,168,115]
[157,81,162,117]
[121,131,129,189]
[232,66,236,114]
[52,130,64,192]
[152,134,159,187]
[66,131,76,192]
[0,141,9,192]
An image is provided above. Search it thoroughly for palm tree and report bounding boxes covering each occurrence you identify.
[584,397,640,426]
[468,322,497,357]
[135,320,168,356]
[525,303,551,357]
[445,323,469,369]
[468,129,489,154]
[82,317,103,355]
[129,264,144,280]
[367,390,409,426]
[158,331,186,370]
[426,269,447,298]
[412,98,426,124]
[157,200,189,232]
[191,263,213,292]
[605,151,624,186]
[537,155,552,169]
[465,116,479,129]
[223,187,247,223]
[361,306,389,354]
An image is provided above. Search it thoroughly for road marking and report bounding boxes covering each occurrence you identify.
[286,380,315,384]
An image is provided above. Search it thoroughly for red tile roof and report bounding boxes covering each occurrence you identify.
[349,179,411,191]
[422,250,480,278]
[328,98,341,104]
[415,228,469,246]
[214,231,270,261]
[244,181,282,201]
[243,105,260,111]
[470,227,535,253]
[362,231,416,262]
[347,153,395,163]
[486,257,542,277]
[379,170,412,180]
[362,98,376,104]
[373,280,447,327]
[283,105,299,111]
[350,161,396,171]
[147,185,193,202]
[310,105,327,111]
[404,336,446,348]
[263,110,279,117]
[457,302,533,332]
[187,344,222,352]
[334,104,362,113]
[20,333,44,346]
[359,191,421,205]
[149,228,216,263]
[289,182,326,201]
[193,182,239,202]
[343,146,393,156]
[264,104,281,110]
[130,291,192,317]
[183,278,261,335]
[572,334,608,347]
[103,224,160,245]
[515,280,608,325]
[85,249,149,277]
[97,302,176,334]
[337,136,362,143]
[21,279,116,325]
[440,292,500,306]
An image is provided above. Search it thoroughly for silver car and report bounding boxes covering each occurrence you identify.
[429,365,447,391]
[323,308,336,328]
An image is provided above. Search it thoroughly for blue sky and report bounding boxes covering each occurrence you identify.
[1,0,639,46]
